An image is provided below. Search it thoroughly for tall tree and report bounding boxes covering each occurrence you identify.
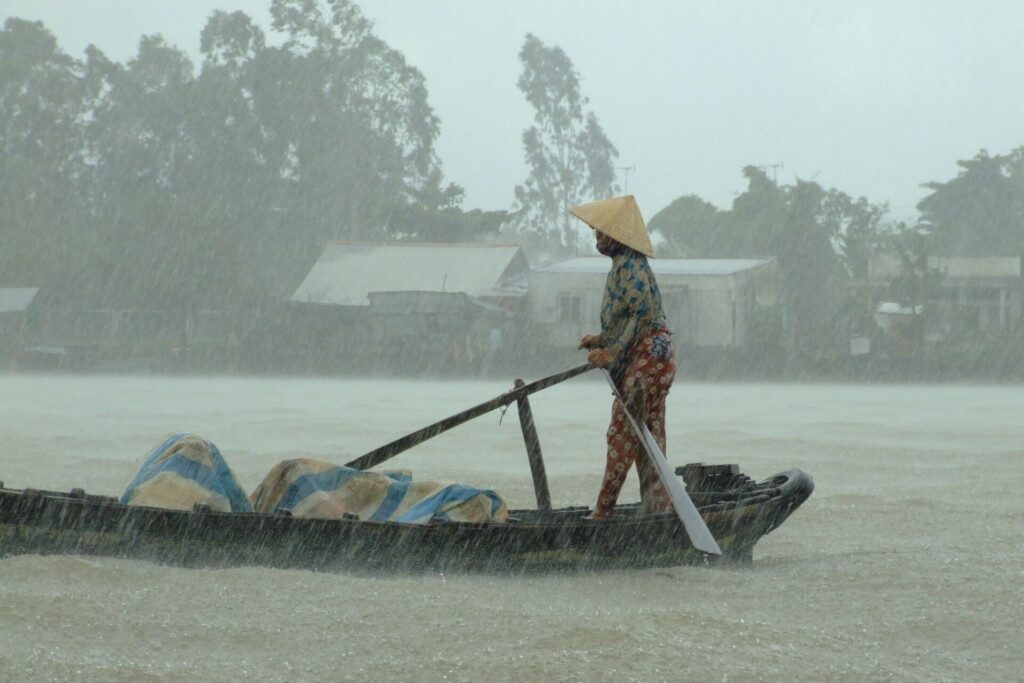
[821,190,888,280]
[647,194,726,257]
[510,34,619,255]
[247,0,464,290]
[775,177,850,358]
[0,19,88,292]
[650,167,890,358]
[1,4,489,313]
[89,35,198,197]
[194,11,280,294]
[917,148,1024,256]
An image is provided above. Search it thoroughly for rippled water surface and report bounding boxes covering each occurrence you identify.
[2,374,1022,680]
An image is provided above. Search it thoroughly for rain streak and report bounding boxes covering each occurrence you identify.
[1,1,1023,680]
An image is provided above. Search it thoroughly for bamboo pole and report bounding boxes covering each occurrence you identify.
[345,364,592,472]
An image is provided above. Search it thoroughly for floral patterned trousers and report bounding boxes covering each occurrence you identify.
[593,329,676,518]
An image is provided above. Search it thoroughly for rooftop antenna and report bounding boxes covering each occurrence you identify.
[757,163,784,184]
[616,165,636,195]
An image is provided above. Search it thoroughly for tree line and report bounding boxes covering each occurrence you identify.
[2,0,1022,363]
[0,2,623,314]
[648,150,1024,364]
[1,2,507,311]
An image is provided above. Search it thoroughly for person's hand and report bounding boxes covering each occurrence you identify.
[578,334,602,350]
[587,348,614,368]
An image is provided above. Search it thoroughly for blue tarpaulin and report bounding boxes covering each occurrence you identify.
[121,433,252,513]
[251,458,507,524]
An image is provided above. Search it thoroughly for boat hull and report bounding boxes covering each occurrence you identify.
[0,467,813,572]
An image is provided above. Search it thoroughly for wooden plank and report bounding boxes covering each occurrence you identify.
[514,379,551,512]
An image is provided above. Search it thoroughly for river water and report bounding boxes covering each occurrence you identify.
[1,373,1022,681]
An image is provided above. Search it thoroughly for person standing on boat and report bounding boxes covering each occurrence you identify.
[571,195,676,519]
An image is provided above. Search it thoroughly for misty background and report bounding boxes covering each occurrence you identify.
[7,0,1024,215]
[2,0,1023,379]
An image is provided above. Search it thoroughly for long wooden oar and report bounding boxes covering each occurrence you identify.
[603,371,722,555]
[345,364,592,472]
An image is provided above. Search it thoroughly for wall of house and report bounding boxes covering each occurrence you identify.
[930,256,1022,279]
[859,255,1024,338]
[666,278,738,347]
[931,280,1024,334]
[0,311,29,363]
[527,271,605,347]
[528,271,761,348]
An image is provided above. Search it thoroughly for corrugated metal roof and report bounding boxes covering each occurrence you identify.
[0,287,39,313]
[535,257,773,276]
[291,243,527,306]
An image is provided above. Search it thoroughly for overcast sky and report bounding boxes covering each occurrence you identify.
[6,0,1024,222]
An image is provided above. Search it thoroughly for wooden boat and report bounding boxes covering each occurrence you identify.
[0,465,811,571]
[0,366,813,571]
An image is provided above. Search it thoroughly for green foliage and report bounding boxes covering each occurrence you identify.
[880,223,942,308]
[821,191,888,280]
[918,148,1024,256]
[0,18,84,170]
[85,190,253,311]
[650,167,891,359]
[90,35,197,194]
[385,205,507,242]
[649,195,727,257]
[1,3,488,312]
[509,34,619,255]
[0,20,82,284]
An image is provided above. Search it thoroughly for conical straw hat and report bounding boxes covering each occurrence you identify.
[569,195,654,257]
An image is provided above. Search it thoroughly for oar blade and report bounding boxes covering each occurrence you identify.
[638,421,722,555]
[603,372,722,555]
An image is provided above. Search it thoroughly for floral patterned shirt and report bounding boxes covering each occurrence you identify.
[599,249,670,367]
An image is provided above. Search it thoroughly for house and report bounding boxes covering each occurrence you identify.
[0,286,39,317]
[852,255,1024,339]
[278,242,531,372]
[291,242,528,310]
[528,258,778,349]
[0,287,40,363]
